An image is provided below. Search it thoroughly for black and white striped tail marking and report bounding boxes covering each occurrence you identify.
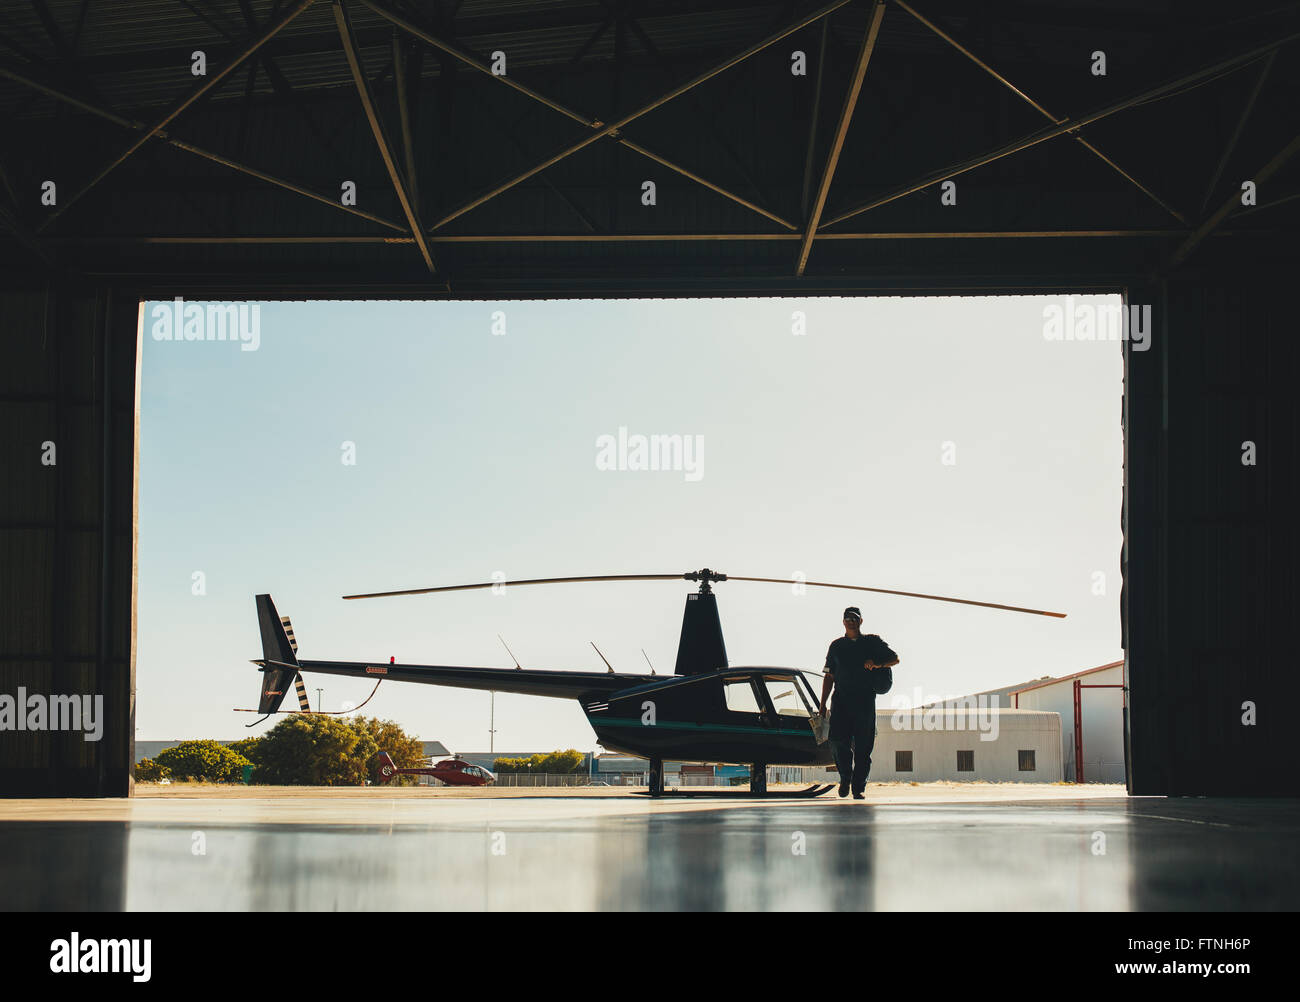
[281,616,310,712]
[280,616,298,654]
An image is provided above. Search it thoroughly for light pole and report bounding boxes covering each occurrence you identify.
[489,691,497,753]
[316,688,323,712]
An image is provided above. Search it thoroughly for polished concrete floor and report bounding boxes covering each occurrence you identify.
[1,789,1296,910]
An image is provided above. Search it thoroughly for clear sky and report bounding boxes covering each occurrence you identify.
[137,295,1123,751]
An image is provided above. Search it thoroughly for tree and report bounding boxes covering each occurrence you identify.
[155,740,250,783]
[134,757,170,782]
[493,755,535,774]
[250,715,378,785]
[227,736,263,767]
[350,716,426,785]
[538,749,585,774]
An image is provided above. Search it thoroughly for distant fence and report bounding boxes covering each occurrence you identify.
[494,773,642,787]
[489,769,820,787]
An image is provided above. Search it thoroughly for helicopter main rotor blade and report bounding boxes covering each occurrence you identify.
[344,568,1065,618]
[343,574,685,600]
[726,575,1066,618]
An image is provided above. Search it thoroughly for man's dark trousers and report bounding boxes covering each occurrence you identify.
[829,704,876,793]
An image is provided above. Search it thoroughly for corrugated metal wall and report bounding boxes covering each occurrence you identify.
[0,286,138,796]
[1124,276,1298,795]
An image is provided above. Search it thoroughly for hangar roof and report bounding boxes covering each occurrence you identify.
[1011,659,1125,695]
[1,0,1296,297]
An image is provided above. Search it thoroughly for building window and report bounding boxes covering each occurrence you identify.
[1018,749,1036,772]
[956,750,974,772]
[895,750,913,772]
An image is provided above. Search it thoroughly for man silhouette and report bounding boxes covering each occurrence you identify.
[819,607,899,799]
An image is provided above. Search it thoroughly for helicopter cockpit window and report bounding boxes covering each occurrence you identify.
[723,679,762,714]
[763,677,812,717]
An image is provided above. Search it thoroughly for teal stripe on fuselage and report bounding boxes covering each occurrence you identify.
[586,715,813,739]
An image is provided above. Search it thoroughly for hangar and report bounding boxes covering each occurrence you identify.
[1,0,1297,797]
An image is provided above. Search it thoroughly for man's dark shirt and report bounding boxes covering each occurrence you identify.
[825,634,896,711]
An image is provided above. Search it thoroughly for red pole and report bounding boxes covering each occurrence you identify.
[1073,678,1084,783]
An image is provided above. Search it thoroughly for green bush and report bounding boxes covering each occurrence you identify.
[134,757,171,782]
[494,749,584,774]
[155,740,250,783]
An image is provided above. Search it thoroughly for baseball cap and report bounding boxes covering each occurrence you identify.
[843,607,862,621]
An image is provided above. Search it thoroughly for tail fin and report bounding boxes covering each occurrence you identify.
[375,751,397,784]
[256,594,300,715]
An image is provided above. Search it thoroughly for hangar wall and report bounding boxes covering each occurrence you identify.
[1124,274,1298,796]
[0,286,139,796]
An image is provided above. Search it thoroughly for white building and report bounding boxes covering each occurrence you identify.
[1010,661,1125,783]
[806,708,1063,783]
[877,708,1062,782]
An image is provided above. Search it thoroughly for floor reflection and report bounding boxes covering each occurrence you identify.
[1,798,1295,910]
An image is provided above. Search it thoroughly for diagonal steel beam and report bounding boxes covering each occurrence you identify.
[392,31,420,213]
[821,29,1300,230]
[1199,49,1275,214]
[614,138,795,230]
[618,11,789,227]
[37,0,317,232]
[1232,189,1300,217]
[30,0,71,57]
[895,0,1186,224]
[360,0,600,127]
[185,0,349,165]
[0,60,405,232]
[1166,131,1300,271]
[0,156,52,265]
[380,0,854,230]
[570,13,612,65]
[797,0,884,276]
[334,0,440,278]
[360,0,802,231]
[801,17,830,219]
[472,90,600,232]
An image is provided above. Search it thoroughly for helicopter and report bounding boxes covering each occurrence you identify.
[374,751,496,787]
[246,568,1064,797]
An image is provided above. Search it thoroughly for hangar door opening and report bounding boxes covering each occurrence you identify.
[136,295,1125,783]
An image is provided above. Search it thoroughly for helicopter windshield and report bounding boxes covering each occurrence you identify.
[798,672,823,707]
[762,675,813,717]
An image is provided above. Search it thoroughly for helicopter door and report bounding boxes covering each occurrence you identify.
[757,675,818,742]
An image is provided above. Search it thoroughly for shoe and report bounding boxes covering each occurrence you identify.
[852,791,865,800]
[838,781,850,798]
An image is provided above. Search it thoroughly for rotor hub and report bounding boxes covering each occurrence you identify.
[684,568,727,594]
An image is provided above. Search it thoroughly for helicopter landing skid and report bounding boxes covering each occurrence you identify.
[632,783,836,799]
